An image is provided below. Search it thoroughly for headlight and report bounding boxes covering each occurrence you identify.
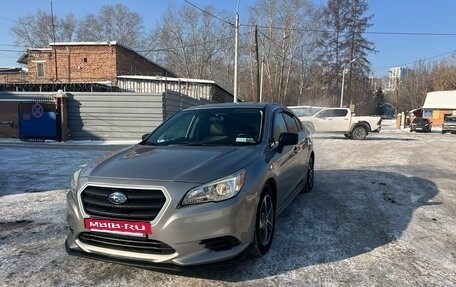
[181,169,246,206]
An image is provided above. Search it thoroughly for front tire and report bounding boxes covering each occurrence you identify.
[352,126,368,140]
[251,186,275,257]
[302,155,314,193]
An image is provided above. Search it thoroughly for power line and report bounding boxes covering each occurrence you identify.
[0,16,14,22]
[241,23,456,37]
[0,49,25,53]
[374,49,456,71]
[183,0,233,26]
[0,43,24,48]
[141,31,253,54]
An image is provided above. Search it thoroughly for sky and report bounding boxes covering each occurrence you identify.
[1,0,456,77]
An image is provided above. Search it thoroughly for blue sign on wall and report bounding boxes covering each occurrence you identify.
[19,102,58,140]
[423,109,432,118]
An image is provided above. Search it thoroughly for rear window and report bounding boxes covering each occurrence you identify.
[413,118,429,124]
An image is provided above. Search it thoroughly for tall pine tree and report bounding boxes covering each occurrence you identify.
[318,0,375,109]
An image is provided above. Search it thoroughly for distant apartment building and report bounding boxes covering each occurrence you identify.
[388,67,411,89]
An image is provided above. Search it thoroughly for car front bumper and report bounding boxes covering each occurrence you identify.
[65,180,259,267]
[442,125,456,132]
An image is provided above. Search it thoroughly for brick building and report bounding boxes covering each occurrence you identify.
[0,67,27,84]
[421,90,456,126]
[15,41,177,85]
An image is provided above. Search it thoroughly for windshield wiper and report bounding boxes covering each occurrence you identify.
[175,141,210,146]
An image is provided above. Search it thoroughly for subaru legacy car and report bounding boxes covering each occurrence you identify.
[65,102,315,269]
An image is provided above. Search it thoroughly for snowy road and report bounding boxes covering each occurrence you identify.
[1,126,455,286]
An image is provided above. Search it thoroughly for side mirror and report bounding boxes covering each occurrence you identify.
[278,132,298,146]
[141,133,150,141]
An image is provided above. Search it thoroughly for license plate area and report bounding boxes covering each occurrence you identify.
[84,218,152,236]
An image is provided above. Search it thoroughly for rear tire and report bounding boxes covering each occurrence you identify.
[351,126,368,140]
[251,186,275,257]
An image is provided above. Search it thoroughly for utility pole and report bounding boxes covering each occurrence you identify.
[233,10,239,102]
[254,25,260,102]
[260,57,264,102]
[50,0,58,81]
[340,59,356,108]
[389,70,400,114]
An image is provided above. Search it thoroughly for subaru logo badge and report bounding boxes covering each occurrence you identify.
[108,192,128,205]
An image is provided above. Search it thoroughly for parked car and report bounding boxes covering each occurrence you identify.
[410,117,432,133]
[291,107,382,140]
[65,102,315,270]
[442,116,456,134]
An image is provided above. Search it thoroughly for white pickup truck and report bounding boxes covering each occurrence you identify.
[289,106,382,140]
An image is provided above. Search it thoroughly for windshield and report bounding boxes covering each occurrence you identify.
[444,117,456,123]
[144,108,263,146]
[289,106,323,117]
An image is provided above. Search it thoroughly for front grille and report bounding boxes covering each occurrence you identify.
[79,232,175,255]
[200,236,240,252]
[81,186,166,221]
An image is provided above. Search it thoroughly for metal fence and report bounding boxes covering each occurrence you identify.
[67,91,212,140]
[0,91,212,141]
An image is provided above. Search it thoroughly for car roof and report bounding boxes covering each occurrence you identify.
[184,102,283,111]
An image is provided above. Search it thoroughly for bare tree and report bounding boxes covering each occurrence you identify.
[431,58,456,91]
[388,61,434,112]
[11,10,77,47]
[148,3,233,84]
[76,4,145,49]
[249,0,321,104]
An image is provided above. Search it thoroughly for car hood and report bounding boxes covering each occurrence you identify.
[84,144,261,184]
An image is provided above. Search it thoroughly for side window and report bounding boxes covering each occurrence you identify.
[334,109,348,117]
[316,110,330,118]
[293,115,303,132]
[272,112,288,144]
[316,109,347,118]
[36,62,45,77]
[283,112,299,133]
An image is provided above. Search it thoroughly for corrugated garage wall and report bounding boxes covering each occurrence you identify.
[67,92,163,140]
[0,91,212,141]
[67,91,212,140]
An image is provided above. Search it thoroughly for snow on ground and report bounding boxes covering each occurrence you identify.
[0,124,455,286]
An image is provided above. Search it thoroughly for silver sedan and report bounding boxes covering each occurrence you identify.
[65,102,315,270]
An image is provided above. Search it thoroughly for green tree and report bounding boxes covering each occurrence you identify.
[318,0,375,108]
[373,87,385,115]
